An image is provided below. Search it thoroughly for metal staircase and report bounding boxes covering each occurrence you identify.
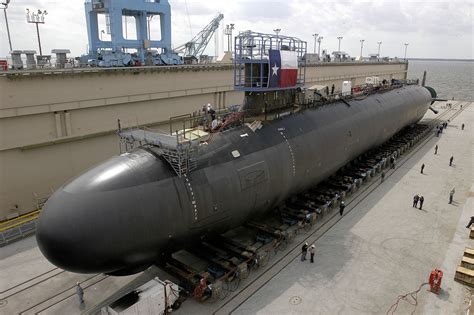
[160,145,198,177]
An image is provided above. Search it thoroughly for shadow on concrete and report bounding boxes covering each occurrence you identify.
[437,287,451,301]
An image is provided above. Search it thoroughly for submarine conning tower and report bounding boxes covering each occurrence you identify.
[233,31,307,115]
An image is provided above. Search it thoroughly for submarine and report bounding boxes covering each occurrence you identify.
[36,32,437,276]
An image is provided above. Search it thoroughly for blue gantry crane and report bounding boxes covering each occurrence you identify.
[83,0,182,66]
[82,0,224,67]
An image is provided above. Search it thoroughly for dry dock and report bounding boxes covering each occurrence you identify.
[0,100,472,314]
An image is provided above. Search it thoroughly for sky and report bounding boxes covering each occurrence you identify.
[0,0,472,60]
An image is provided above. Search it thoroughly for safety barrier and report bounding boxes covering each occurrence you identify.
[0,210,41,247]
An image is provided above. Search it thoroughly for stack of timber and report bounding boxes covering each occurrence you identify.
[455,248,474,287]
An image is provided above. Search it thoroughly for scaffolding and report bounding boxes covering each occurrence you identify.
[233,31,307,92]
[118,127,201,177]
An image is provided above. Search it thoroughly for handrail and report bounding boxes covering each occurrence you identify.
[0,210,41,232]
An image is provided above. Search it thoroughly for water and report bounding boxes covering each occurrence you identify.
[407,60,473,101]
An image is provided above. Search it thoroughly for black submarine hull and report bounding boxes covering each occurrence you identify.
[36,85,433,275]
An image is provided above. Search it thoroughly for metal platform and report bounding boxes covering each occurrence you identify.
[118,128,202,177]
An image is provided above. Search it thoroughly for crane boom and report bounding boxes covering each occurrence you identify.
[175,13,224,59]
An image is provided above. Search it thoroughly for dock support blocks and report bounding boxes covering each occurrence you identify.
[454,248,474,287]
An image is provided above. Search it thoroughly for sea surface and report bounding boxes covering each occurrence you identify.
[408,60,474,101]
[407,60,473,101]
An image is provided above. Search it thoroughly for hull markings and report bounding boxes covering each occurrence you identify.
[183,174,198,221]
[280,131,296,177]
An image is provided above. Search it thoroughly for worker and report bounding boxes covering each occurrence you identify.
[381,170,385,183]
[466,216,474,229]
[434,145,438,155]
[449,156,454,166]
[331,84,335,95]
[413,194,419,208]
[207,104,216,121]
[449,188,455,204]
[419,195,424,210]
[421,163,425,174]
[339,201,346,216]
[301,242,309,261]
[309,244,316,263]
[462,123,465,130]
[76,282,84,305]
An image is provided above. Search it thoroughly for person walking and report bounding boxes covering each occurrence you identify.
[301,242,309,261]
[413,194,419,208]
[434,145,438,155]
[381,170,386,183]
[419,195,424,210]
[462,123,465,130]
[339,201,346,216]
[449,156,454,166]
[466,216,474,229]
[421,164,425,174]
[309,245,316,263]
[331,84,335,95]
[449,188,455,204]
[76,282,84,305]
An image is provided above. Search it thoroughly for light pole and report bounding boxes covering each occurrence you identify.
[274,28,281,49]
[224,24,235,53]
[312,33,318,54]
[26,8,47,56]
[377,41,382,57]
[360,39,365,57]
[337,36,343,52]
[404,43,409,60]
[1,0,12,52]
[317,36,323,56]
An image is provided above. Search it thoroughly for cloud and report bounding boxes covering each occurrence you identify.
[0,0,472,59]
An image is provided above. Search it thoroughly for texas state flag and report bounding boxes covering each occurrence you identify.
[268,50,298,88]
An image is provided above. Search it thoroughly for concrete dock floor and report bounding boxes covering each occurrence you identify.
[0,101,472,315]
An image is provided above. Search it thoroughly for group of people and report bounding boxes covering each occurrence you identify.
[436,122,449,137]
[412,194,425,210]
[301,242,316,263]
[417,118,472,230]
[414,117,469,211]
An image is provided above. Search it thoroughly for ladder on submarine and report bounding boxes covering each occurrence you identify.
[118,127,198,177]
[160,145,198,177]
